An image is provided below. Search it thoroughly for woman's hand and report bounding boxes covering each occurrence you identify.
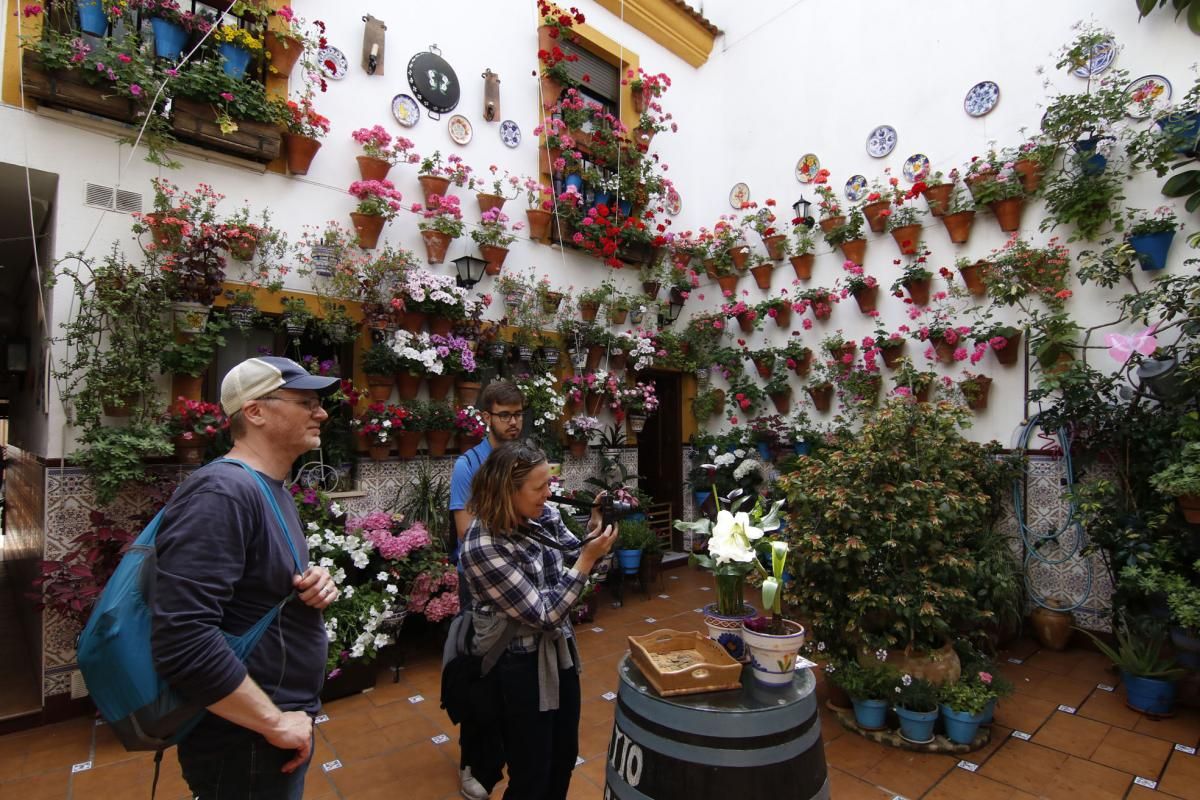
[577,523,618,574]
[587,491,607,534]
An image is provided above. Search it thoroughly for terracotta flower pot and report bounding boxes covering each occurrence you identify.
[1014,159,1043,193]
[458,433,483,452]
[752,357,773,379]
[609,308,629,325]
[368,443,392,462]
[959,260,988,297]
[641,281,661,299]
[862,200,890,233]
[789,350,812,376]
[356,156,391,181]
[818,215,845,234]
[931,337,957,364]
[526,208,552,241]
[770,305,791,328]
[456,380,481,407]
[586,344,604,371]
[426,430,452,457]
[749,263,774,290]
[962,376,993,410]
[580,301,600,322]
[541,291,564,314]
[585,392,604,416]
[540,74,564,109]
[941,210,975,244]
[852,285,878,314]
[395,371,422,400]
[569,440,588,458]
[762,234,788,260]
[736,312,757,334]
[351,212,385,250]
[715,274,740,296]
[839,238,866,264]
[265,32,303,76]
[890,225,922,255]
[923,183,953,217]
[905,278,931,306]
[366,374,393,402]
[770,390,792,414]
[807,385,833,412]
[728,245,751,271]
[417,175,451,205]
[671,251,691,270]
[965,173,994,201]
[812,303,833,321]
[173,435,209,465]
[790,254,814,281]
[399,310,427,333]
[1177,495,1200,524]
[1030,606,1073,651]
[989,197,1024,232]
[703,259,718,279]
[282,133,321,175]
[429,317,454,337]
[830,343,856,364]
[880,344,906,369]
[428,374,454,401]
[397,430,422,459]
[479,244,509,275]
[994,331,1022,365]
[421,230,452,264]
[477,193,506,214]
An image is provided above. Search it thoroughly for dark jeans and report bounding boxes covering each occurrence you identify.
[178,728,314,800]
[497,651,581,800]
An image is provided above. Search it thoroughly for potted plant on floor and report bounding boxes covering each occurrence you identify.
[1079,618,1187,716]
[938,675,994,744]
[1121,560,1200,670]
[829,658,899,730]
[615,518,650,577]
[892,674,939,743]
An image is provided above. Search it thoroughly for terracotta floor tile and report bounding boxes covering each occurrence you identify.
[1015,671,1095,708]
[1031,709,1110,757]
[978,738,1069,795]
[574,753,608,788]
[1089,725,1174,779]
[1158,750,1200,800]
[376,715,448,751]
[822,732,892,776]
[579,698,617,730]
[859,747,955,798]
[70,756,153,797]
[1041,754,1132,799]
[922,767,1041,800]
[998,638,1041,661]
[323,724,402,763]
[1078,686,1143,729]
[825,766,893,799]
[1133,706,1200,748]
[315,708,380,743]
[1128,785,1189,800]
[992,691,1057,734]
[970,724,1012,766]
[0,771,71,800]
[1024,647,1088,675]
[577,721,614,761]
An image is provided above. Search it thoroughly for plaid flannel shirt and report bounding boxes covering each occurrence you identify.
[460,504,585,654]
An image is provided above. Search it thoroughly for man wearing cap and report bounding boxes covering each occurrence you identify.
[151,356,340,799]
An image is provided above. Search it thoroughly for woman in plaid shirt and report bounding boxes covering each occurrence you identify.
[460,441,618,799]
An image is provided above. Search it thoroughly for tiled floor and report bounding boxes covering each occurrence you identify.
[1,567,1198,799]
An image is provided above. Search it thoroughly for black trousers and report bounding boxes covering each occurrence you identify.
[496,651,581,800]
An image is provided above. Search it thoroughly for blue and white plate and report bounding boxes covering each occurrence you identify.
[391,94,420,128]
[1072,38,1117,78]
[903,154,930,183]
[866,125,897,158]
[964,80,1000,117]
[500,119,521,147]
[844,174,868,202]
[317,46,348,80]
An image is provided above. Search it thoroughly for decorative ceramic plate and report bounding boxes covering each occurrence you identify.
[317,46,348,80]
[728,182,750,209]
[903,153,931,183]
[795,153,820,183]
[500,119,521,147]
[448,114,472,145]
[844,174,868,202]
[666,187,682,216]
[391,94,420,128]
[964,80,1000,117]
[1072,38,1117,78]
[866,124,897,158]
[1125,74,1172,119]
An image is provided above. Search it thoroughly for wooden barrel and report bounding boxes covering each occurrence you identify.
[604,655,829,799]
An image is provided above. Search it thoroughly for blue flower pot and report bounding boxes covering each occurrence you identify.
[615,548,642,575]
[980,697,997,725]
[1073,139,1108,176]
[1122,671,1177,716]
[618,199,632,217]
[756,441,772,461]
[150,17,188,60]
[77,0,107,35]
[940,704,985,744]
[592,191,611,209]
[1155,111,1200,156]
[851,698,889,731]
[626,512,646,522]
[564,173,584,193]
[693,490,711,510]
[218,42,253,79]
[793,441,811,456]
[894,706,938,743]
[1129,230,1175,271]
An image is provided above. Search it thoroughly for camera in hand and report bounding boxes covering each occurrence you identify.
[549,492,635,529]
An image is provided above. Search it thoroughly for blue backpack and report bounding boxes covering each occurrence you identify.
[76,459,303,756]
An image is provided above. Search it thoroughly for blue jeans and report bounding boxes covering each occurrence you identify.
[178,728,313,800]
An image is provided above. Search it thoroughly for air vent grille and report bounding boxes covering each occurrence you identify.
[84,182,142,214]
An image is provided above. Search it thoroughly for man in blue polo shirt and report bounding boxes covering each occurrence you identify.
[448,379,524,799]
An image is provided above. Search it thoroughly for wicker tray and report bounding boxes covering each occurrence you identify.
[627,629,744,697]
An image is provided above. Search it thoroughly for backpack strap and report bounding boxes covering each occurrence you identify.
[217,458,304,574]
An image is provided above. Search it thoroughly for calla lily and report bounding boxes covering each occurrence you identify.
[707,509,763,565]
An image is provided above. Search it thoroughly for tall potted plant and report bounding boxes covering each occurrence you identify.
[742,537,806,688]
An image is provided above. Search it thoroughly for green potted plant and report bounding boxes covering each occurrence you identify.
[828,659,898,731]
[823,207,867,263]
[742,537,807,688]
[1078,618,1186,716]
[362,342,400,401]
[890,358,937,403]
[1149,441,1200,523]
[1122,560,1200,670]
[279,295,313,339]
[1126,206,1181,271]
[470,207,521,274]
[415,193,465,264]
[938,676,994,744]
[615,518,651,576]
[422,399,456,457]
[892,674,939,743]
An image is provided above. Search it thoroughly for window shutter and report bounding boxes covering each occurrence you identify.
[558,39,620,102]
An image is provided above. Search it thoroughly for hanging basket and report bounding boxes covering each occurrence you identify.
[283,315,308,338]
[311,244,337,277]
[941,210,975,245]
[890,225,922,255]
[863,201,890,233]
[790,254,814,281]
[923,183,953,217]
[171,301,211,334]
[989,197,1024,233]
[351,212,386,250]
[421,230,452,264]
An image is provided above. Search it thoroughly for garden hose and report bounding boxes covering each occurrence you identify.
[1011,413,1095,613]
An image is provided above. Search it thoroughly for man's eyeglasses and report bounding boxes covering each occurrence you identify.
[488,410,524,422]
[258,395,324,413]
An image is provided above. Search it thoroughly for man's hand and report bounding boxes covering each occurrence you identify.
[294,565,338,609]
[264,710,314,773]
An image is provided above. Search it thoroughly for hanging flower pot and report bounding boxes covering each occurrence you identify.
[1073,138,1109,176]
[356,156,391,181]
[641,281,661,300]
[351,213,386,250]
[265,31,303,76]
[839,238,866,264]
[477,193,506,214]
[628,414,647,433]
[417,175,452,205]
[146,211,186,250]
[817,215,845,234]
[961,375,993,410]
[790,254,814,281]
[541,346,561,366]
[226,234,258,263]
[397,430,422,459]
[585,392,604,416]
[715,274,740,296]
[924,184,953,217]
[580,301,600,322]
[851,285,878,314]
[770,305,791,328]
[880,344,906,369]
[540,291,564,315]
[862,201,890,233]
[429,318,453,337]
[959,260,988,297]
[728,245,751,271]
[989,197,1024,232]
[420,230,452,264]
[789,350,812,376]
[736,312,756,334]
[476,244,508,276]
[526,208,552,241]
[994,330,1022,366]
[931,337,957,364]
[227,304,257,329]
[283,315,307,339]
[173,435,209,465]
[904,278,931,306]
[171,301,211,335]
[151,17,188,60]
[1014,159,1043,193]
[368,442,392,462]
[399,310,427,334]
[964,173,994,201]
[428,374,454,401]
[1129,231,1176,271]
[217,42,253,79]
[395,371,422,400]
[456,380,481,407]
[890,225,922,255]
[807,385,833,412]
[426,430,452,457]
[812,303,833,321]
[769,390,792,414]
[365,374,393,402]
[76,0,107,34]
[749,263,774,290]
[671,251,691,271]
[517,344,536,362]
[629,309,644,325]
[752,356,773,379]
[830,343,856,363]
[762,234,788,260]
[702,258,719,279]
[586,344,605,372]
[540,74,564,109]
[940,210,976,244]
[282,133,321,175]
[609,307,629,326]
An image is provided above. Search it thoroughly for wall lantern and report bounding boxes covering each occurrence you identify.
[792,196,814,227]
[658,293,685,326]
[452,255,489,289]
